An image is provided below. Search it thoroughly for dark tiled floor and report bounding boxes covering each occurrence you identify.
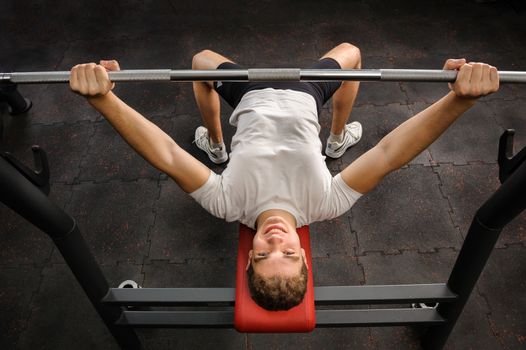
[1,1,525,349]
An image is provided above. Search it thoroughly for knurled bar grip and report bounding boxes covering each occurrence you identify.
[381,69,457,82]
[247,68,301,81]
[1,69,526,83]
[379,69,526,83]
[2,70,172,84]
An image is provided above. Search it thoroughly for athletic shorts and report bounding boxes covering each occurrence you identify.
[213,58,342,116]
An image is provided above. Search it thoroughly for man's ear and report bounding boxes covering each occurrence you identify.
[301,248,309,270]
[246,250,253,271]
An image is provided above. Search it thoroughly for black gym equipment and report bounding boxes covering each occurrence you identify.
[0,82,32,115]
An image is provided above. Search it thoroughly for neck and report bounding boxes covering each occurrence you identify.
[256,209,297,229]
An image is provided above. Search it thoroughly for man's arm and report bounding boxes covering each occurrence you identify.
[341,59,499,194]
[70,61,211,193]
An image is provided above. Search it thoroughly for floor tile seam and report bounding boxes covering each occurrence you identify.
[353,248,368,285]
[450,47,523,57]
[45,261,143,268]
[354,100,412,109]
[50,180,79,187]
[21,40,70,105]
[7,118,96,130]
[14,305,33,348]
[363,55,399,62]
[54,181,76,222]
[494,242,526,250]
[22,115,101,129]
[311,253,360,261]
[112,260,145,267]
[395,82,411,107]
[366,327,378,350]
[14,263,49,348]
[245,332,251,350]
[0,261,49,269]
[485,313,507,347]
[53,40,70,71]
[427,161,498,168]
[143,256,238,265]
[474,284,496,317]
[311,17,383,31]
[143,258,187,265]
[348,238,521,261]
[483,99,508,132]
[356,247,459,257]
[348,213,365,282]
[143,177,163,265]
[484,95,524,103]
[387,48,512,58]
[166,0,177,16]
[68,116,176,164]
[475,285,507,347]
[431,165,466,242]
[345,213,362,262]
[31,35,145,48]
[425,160,499,166]
[65,177,162,186]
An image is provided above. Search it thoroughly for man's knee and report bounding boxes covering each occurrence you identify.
[338,42,361,67]
[192,49,216,69]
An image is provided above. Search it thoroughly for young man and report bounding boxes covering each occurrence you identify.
[69,43,499,311]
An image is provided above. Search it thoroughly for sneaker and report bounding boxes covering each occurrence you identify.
[194,126,228,164]
[325,121,363,158]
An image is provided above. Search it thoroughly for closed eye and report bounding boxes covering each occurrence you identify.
[253,253,300,263]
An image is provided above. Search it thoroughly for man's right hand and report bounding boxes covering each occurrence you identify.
[443,58,499,100]
[69,60,121,98]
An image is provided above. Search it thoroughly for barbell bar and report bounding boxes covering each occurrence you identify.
[1,68,526,84]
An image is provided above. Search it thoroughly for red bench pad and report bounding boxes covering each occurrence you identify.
[234,224,315,332]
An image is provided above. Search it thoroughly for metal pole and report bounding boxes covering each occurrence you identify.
[1,69,525,84]
[422,157,526,349]
[0,82,32,114]
[0,156,141,350]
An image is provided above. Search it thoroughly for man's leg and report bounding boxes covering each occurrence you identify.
[192,49,233,144]
[321,43,362,158]
[321,43,361,135]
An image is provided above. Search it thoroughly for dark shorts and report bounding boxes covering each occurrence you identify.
[213,58,342,116]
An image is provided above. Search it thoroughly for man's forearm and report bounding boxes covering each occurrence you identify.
[378,91,476,171]
[88,92,178,172]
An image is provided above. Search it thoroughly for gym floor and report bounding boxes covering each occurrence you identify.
[1,1,525,349]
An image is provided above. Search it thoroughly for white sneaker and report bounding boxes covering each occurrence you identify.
[325,121,363,158]
[194,126,228,164]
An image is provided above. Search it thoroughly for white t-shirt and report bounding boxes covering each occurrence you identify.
[190,88,362,229]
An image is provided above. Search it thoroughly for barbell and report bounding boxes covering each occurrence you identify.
[1,68,526,84]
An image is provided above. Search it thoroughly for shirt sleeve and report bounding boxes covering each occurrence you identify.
[319,173,363,220]
[189,171,229,220]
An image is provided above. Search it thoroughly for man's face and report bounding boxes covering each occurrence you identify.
[248,215,307,276]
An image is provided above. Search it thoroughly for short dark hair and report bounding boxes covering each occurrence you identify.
[247,259,308,311]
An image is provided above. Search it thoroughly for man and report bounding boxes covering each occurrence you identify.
[69,43,499,311]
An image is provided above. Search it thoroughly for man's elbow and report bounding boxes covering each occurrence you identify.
[374,141,398,174]
[156,141,181,174]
